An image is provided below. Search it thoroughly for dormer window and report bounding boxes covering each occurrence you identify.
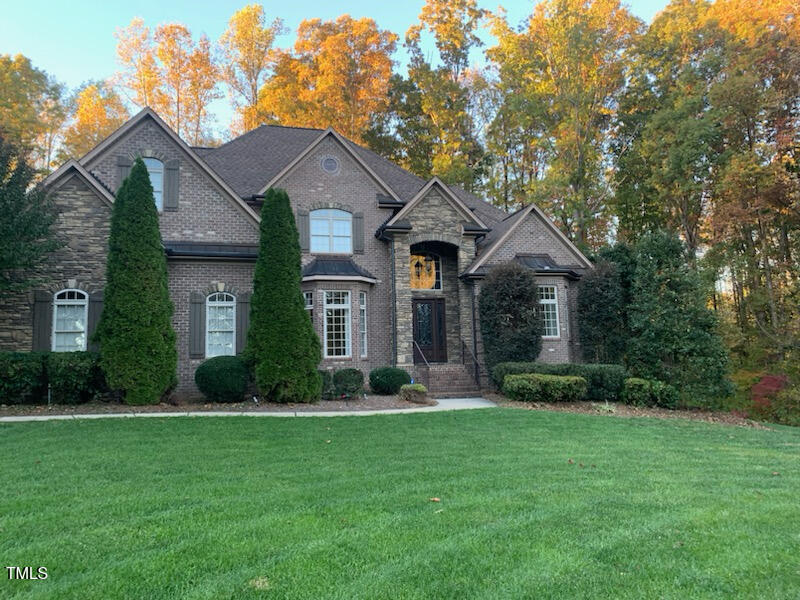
[143,157,164,212]
[310,209,352,254]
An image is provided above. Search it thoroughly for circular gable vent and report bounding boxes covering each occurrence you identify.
[320,155,340,174]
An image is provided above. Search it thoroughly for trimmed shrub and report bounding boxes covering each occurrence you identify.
[95,157,177,405]
[478,262,543,371]
[491,362,625,402]
[0,352,47,404]
[46,352,104,404]
[399,383,428,404]
[195,356,250,403]
[503,373,587,403]
[577,259,627,364]
[245,188,321,403]
[621,377,679,409]
[369,367,411,395]
[319,370,335,401]
[333,368,364,399]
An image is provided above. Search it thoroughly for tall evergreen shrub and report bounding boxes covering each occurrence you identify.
[577,259,627,363]
[246,188,321,402]
[627,231,731,401]
[478,262,543,371]
[95,158,176,405]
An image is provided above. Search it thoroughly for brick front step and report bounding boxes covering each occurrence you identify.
[414,363,482,394]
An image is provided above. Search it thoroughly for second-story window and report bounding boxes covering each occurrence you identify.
[310,209,352,254]
[143,157,164,212]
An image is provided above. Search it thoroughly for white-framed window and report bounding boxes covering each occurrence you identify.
[324,291,351,358]
[359,291,367,358]
[538,285,560,338]
[52,289,88,352]
[410,253,442,290]
[310,209,352,254]
[143,157,164,212]
[304,291,313,322]
[206,292,236,357]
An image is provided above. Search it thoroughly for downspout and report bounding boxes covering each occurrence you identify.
[390,237,397,367]
[471,281,479,386]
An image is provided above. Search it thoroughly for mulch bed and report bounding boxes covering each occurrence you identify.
[483,392,770,429]
[0,394,424,417]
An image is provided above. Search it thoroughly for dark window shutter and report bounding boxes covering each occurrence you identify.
[236,292,251,355]
[353,212,364,254]
[164,159,180,211]
[87,291,104,352]
[189,292,206,359]
[116,155,133,190]
[298,210,310,252]
[32,290,53,351]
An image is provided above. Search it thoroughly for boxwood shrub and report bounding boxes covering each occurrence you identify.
[369,367,411,395]
[399,383,428,404]
[503,373,587,403]
[46,352,104,404]
[491,362,625,401]
[0,352,47,405]
[333,368,364,399]
[621,377,678,409]
[195,356,250,403]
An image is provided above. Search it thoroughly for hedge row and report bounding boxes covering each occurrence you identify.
[491,362,626,402]
[0,351,105,405]
[621,378,678,409]
[503,373,588,403]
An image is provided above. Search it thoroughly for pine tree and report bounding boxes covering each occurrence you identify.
[246,188,321,402]
[478,262,543,371]
[627,231,731,402]
[95,157,176,405]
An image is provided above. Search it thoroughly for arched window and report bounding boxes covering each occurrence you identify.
[410,253,442,290]
[52,289,88,352]
[310,209,352,254]
[143,157,164,212]
[206,292,236,357]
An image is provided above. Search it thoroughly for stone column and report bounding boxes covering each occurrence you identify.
[457,237,476,366]
[393,233,413,369]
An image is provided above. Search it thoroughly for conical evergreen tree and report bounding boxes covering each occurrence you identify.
[246,188,321,402]
[95,158,176,405]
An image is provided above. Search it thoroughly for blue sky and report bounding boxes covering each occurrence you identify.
[1,0,668,134]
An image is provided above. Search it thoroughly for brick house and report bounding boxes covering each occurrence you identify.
[1,108,591,396]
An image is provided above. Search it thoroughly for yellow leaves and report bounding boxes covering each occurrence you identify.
[61,83,128,159]
[256,15,396,142]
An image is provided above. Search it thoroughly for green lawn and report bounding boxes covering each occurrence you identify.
[2,409,799,599]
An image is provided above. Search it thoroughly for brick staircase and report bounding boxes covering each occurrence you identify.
[414,363,482,398]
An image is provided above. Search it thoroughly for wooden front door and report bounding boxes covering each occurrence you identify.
[412,298,447,364]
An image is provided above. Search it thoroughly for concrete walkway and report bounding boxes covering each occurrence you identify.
[0,397,496,423]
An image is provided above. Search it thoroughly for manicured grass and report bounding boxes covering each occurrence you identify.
[2,409,799,599]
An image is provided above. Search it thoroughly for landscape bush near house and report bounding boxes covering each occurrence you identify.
[245,188,321,403]
[503,373,587,403]
[319,370,335,400]
[478,262,543,372]
[577,259,627,364]
[46,352,105,404]
[94,158,177,406]
[333,368,364,399]
[621,378,679,409]
[369,367,411,395]
[0,352,47,404]
[195,356,250,403]
[491,362,625,402]
[398,383,428,404]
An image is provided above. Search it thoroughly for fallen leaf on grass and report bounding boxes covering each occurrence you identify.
[429,497,441,502]
[772,471,780,476]
[434,509,443,514]
[249,577,270,590]
[567,458,574,464]
[325,440,331,444]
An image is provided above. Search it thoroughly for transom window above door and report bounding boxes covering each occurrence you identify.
[143,157,164,212]
[310,209,352,254]
[410,254,442,290]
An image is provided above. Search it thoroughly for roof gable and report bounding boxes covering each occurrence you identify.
[44,159,114,208]
[384,177,488,230]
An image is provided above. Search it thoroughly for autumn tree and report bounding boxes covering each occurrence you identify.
[60,82,129,160]
[405,0,487,190]
[0,54,66,171]
[219,4,285,133]
[257,15,396,143]
[489,0,642,245]
[115,18,220,145]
